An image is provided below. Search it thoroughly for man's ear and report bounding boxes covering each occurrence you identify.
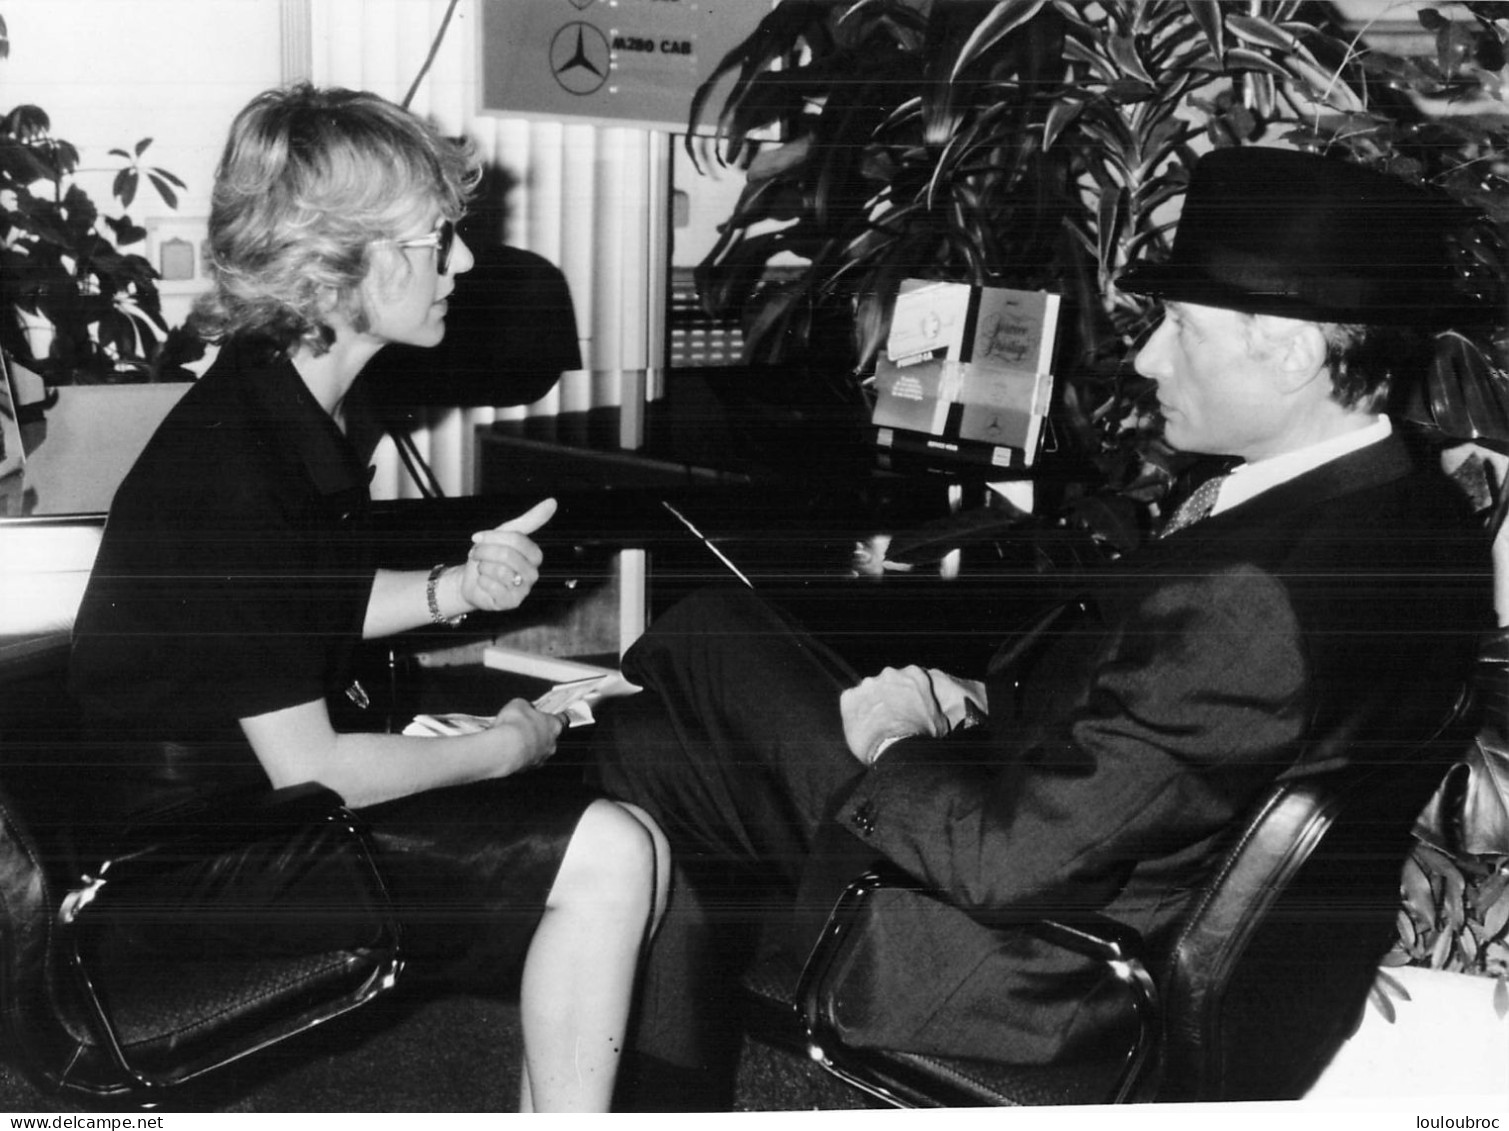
[1260,315,1328,394]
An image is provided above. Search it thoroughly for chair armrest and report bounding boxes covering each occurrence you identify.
[795,863,1161,1105]
[93,781,356,880]
[1024,912,1151,971]
[54,781,403,1098]
[798,862,1153,1007]
[60,779,396,950]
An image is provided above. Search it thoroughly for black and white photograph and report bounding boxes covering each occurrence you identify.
[0,0,1506,1125]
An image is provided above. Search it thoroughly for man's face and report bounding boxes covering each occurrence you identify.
[1133,301,1293,461]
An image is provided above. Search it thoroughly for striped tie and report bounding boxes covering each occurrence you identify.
[1159,473,1229,539]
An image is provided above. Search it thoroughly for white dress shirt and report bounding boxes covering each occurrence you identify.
[1209,416,1393,517]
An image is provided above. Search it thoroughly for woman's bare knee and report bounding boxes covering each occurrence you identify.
[548,799,658,919]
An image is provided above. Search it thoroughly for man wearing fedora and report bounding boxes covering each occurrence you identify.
[595,147,1494,1106]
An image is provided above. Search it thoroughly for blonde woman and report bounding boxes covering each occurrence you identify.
[70,84,668,1112]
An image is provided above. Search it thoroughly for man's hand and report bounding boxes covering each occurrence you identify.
[926,669,989,731]
[460,498,557,614]
[840,665,950,765]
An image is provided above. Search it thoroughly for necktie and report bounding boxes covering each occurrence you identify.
[1159,473,1229,539]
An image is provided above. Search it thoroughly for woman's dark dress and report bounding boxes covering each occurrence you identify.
[69,338,598,982]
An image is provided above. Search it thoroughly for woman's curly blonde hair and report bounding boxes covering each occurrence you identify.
[190,83,480,355]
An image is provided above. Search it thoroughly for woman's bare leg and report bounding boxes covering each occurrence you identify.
[617,799,672,932]
[517,798,668,1112]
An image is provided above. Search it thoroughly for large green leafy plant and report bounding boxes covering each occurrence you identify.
[1383,839,1509,1013]
[0,13,185,384]
[689,0,1509,540]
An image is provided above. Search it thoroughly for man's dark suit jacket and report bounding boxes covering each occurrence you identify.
[822,434,1489,1063]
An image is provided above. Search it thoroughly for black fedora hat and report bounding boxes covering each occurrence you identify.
[1117,147,1486,326]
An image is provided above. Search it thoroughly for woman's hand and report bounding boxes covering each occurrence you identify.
[459,498,557,614]
[487,697,566,776]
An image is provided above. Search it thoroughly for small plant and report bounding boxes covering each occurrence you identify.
[0,13,185,384]
[1375,842,1509,1020]
[1377,616,1509,1014]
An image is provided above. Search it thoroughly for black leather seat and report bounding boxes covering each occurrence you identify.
[0,779,403,1104]
[744,688,1477,1106]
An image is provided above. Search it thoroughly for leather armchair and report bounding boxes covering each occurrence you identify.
[0,780,403,1104]
[750,687,1477,1107]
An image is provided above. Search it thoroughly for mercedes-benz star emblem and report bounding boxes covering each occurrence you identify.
[551,22,610,96]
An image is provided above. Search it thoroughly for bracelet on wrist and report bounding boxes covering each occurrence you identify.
[426,563,469,627]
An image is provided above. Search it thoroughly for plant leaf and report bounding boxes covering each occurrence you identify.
[1430,922,1458,968]
[148,166,186,190]
[1043,96,1084,150]
[1096,182,1127,283]
[1063,31,1120,84]
[146,172,179,210]
[745,136,813,184]
[1371,967,1410,1019]
[951,0,1047,82]
[5,104,52,142]
[1484,878,1509,942]
[1285,54,1365,113]
[103,213,147,247]
[1106,32,1156,86]
[1395,906,1418,949]
[53,140,80,177]
[1181,0,1224,60]
[1226,13,1299,54]
[113,168,137,210]
[1401,849,1438,929]
[1225,46,1292,80]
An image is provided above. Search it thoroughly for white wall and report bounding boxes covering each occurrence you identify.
[1,0,286,327]
[23,383,190,515]
[0,0,283,211]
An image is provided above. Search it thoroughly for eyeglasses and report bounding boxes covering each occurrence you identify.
[392,219,456,275]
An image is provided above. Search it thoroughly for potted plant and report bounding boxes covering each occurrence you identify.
[688,0,1509,544]
[0,11,185,388]
[1312,794,1509,1098]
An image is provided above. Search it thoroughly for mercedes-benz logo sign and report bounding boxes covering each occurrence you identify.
[551,22,611,96]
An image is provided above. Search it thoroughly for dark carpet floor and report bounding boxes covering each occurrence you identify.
[0,992,875,1113]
